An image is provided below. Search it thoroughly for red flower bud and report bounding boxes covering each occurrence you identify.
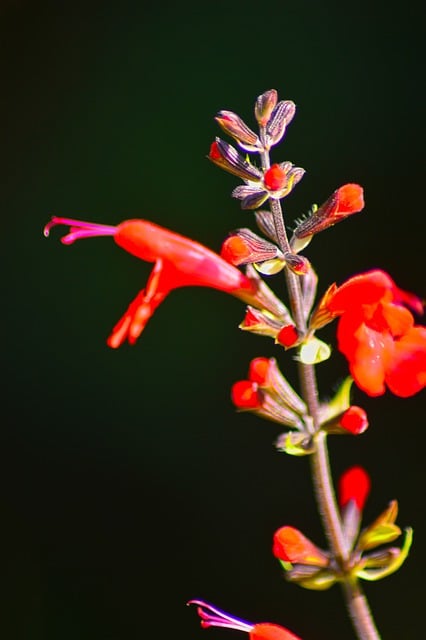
[277,325,299,348]
[339,466,371,511]
[231,380,262,409]
[339,406,369,434]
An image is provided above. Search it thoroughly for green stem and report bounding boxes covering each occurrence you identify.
[259,138,380,639]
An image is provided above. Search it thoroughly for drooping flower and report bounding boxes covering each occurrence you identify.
[313,269,426,397]
[44,217,287,348]
[188,600,302,640]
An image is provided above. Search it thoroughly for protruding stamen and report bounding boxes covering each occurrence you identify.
[187,600,253,633]
[43,216,117,244]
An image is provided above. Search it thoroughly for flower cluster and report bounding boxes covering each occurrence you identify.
[272,466,412,590]
[44,87,425,640]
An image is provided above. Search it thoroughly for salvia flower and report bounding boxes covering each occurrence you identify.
[188,600,302,640]
[44,217,288,348]
[291,184,364,251]
[318,269,426,397]
[232,162,305,210]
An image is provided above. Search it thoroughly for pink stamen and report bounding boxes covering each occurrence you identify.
[43,216,117,245]
[187,600,254,633]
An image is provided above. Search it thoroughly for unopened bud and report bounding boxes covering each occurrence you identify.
[255,89,278,127]
[283,252,310,276]
[215,110,261,152]
[221,228,283,267]
[276,324,299,348]
[294,184,364,239]
[208,138,262,182]
[265,100,296,148]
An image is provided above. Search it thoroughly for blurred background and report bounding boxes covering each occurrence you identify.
[1,1,424,638]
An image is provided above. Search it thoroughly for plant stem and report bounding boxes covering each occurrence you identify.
[259,142,381,638]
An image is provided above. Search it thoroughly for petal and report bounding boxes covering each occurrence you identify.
[107,260,170,348]
[251,622,301,640]
[337,316,391,396]
[327,270,394,314]
[371,301,414,336]
[385,326,426,397]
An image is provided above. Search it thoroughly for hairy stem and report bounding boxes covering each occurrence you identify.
[259,137,380,640]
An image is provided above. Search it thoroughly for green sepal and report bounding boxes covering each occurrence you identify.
[357,527,413,581]
[357,500,400,551]
[275,431,315,456]
[286,565,337,591]
[319,376,353,425]
[358,523,401,552]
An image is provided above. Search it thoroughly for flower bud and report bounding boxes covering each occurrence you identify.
[283,252,310,276]
[208,138,263,182]
[221,228,283,267]
[265,100,296,148]
[215,110,261,152]
[339,466,371,511]
[273,526,329,567]
[255,89,278,127]
[293,184,364,239]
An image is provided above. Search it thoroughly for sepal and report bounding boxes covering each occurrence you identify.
[275,431,315,456]
[357,500,401,551]
[265,100,296,148]
[357,528,413,581]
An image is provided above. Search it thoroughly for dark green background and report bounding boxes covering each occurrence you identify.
[1,1,424,638]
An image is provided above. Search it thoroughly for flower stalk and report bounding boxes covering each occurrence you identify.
[258,132,381,640]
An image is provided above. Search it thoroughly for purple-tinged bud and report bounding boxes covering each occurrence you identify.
[208,138,263,182]
[215,110,261,152]
[232,184,269,210]
[221,228,283,267]
[283,252,310,276]
[265,100,296,148]
[255,89,278,127]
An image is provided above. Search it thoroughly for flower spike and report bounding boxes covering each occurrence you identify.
[44,216,288,348]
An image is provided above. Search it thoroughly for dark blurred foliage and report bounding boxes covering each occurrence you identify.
[1,1,424,638]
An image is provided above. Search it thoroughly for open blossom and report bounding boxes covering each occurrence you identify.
[44,217,284,348]
[188,600,301,640]
[324,269,426,397]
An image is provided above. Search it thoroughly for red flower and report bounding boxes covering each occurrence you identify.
[188,600,301,640]
[326,269,426,397]
[44,217,278,348]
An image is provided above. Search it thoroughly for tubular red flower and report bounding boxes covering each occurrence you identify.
[44,216,278,348]
[338,466,371,511]
[325,269,426,397]
[188,600,301,640]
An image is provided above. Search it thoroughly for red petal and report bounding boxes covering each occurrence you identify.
[385,326,426,397]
